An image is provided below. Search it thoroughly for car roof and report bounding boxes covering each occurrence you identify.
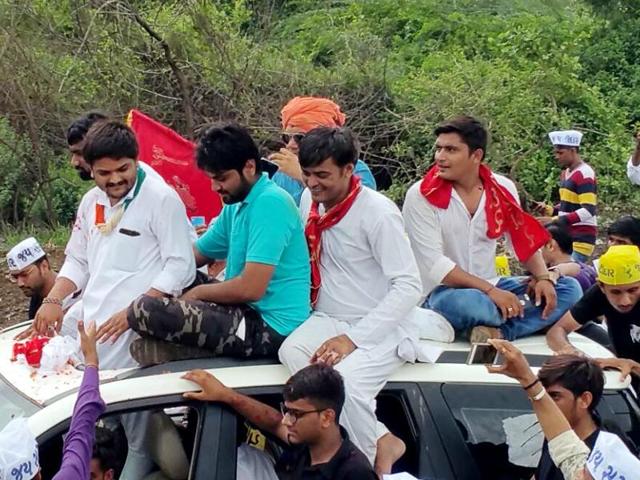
[0,321,629,435]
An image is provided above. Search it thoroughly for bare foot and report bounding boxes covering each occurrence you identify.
[374,432,406,477]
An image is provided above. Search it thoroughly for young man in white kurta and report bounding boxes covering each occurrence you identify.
[277,127,423,468]
[402,116,581,343]
[58,170,195,368]
[32,122,195,369]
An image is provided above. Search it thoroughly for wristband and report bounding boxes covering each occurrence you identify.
[523,378,540,390]
[530,387,546,402]
[42,297,62,307]
[535,273,557,286]
[484,285,495,295]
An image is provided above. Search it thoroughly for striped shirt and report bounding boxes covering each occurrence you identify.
[556,162,597,256]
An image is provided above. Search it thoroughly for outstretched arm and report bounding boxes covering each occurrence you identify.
[546,312,582,355]
[183,370,288,443]
[53,321,106,480]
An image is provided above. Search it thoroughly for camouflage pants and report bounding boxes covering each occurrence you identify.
[127,296,285,358]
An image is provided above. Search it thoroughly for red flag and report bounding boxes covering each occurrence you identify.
[127,109,222,223]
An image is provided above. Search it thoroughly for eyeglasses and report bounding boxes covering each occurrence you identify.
[280,402,325,424]
[281,133,306,145]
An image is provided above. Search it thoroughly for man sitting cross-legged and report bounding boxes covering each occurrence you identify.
[402,115,582,343]
[183,364,377,480]
[127,123,310,358]
[278,127,424,475]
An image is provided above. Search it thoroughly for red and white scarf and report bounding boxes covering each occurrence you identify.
[305,176,361,306]
[420,164,549,261]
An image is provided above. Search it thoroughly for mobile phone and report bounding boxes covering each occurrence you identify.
[260,157,279,178]
[466,342,500,365]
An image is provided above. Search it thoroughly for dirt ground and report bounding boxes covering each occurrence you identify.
[0,246,66,330]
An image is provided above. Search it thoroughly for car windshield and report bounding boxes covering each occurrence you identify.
[0,375,39,430]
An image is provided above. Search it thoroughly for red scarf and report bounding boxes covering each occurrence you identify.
[420,164,549,261]
[305,176,362,306]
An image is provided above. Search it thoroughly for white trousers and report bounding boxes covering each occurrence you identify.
[278,313,405,464]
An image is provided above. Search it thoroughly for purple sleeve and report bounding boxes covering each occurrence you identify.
[575,263,597,292]
[52,366,106,480]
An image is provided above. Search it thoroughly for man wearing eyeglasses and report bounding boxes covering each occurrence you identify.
[268,96,377,205]
[182,363,377,480]
[6,237,79,320]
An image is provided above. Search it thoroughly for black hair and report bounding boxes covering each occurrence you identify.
[93,426,125,478]
[34,255,50,268]
[282,364,345,421]
[539,355,604,415]
[298,127,359,169]
[607,216,640,247]
[82,121,138,165]
[546,223,573,254]
[66,111,108,146]
[196,123,261,174]
[434,116,488,161]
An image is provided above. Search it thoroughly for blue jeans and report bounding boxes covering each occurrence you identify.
[426,276,582,341]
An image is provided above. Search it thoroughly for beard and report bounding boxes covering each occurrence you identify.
[222,177,253,204]
[76,167,93,181]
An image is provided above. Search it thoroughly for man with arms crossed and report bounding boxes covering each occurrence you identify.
[278,127,423,475]
[403,116,581,343]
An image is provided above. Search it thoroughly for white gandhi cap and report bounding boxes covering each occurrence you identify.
[6,238,46,273]
[0,417,39,480]
[548,130,583,147]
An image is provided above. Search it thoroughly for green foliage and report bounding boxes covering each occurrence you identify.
[0,0,639,231]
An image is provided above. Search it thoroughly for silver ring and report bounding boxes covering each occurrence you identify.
[507,307,514,312]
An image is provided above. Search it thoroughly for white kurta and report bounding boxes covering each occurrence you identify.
[279,186,423,463]
[59,169,195,368]
[627,156,640,186]
[402,173,520,297]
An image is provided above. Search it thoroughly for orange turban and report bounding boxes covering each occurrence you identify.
[280,96,346,132]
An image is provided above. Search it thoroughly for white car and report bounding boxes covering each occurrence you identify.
[1,321,637,480]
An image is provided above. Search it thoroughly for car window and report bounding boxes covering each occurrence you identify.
[442,384,640,480]
[442,383,540,480]
[0,376,38,430]
[38,403,200,480]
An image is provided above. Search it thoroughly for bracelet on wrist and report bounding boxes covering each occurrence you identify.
[42,297,62,307]
[484,285,495,295]
[84,363,99,370]
[530,387,546,402]
[523,378,540,390]
[535,273,557,286]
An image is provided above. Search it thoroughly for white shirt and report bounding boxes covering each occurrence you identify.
[300,187,422,351]
[402,173,520,297]
[627,156,640,185]
[140,161,199,242]
[59,167,196,368]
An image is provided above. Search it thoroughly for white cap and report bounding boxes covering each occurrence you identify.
[548,130,583,147]
[586,431,640,479]
[0,418,39,480]
[6,238,46,272]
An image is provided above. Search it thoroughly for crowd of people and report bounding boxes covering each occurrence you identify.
[2,96,640,479]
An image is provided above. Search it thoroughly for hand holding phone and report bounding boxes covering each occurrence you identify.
[259,157,280,178]
[467,342,501,365]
